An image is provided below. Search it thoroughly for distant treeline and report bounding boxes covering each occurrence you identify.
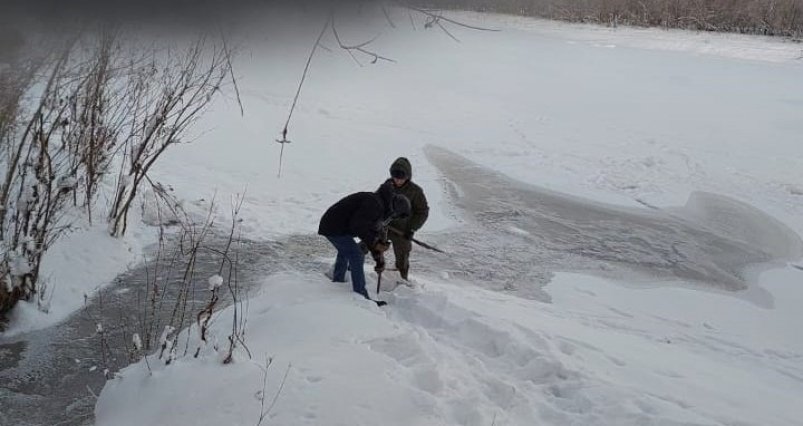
[416,0,803,37]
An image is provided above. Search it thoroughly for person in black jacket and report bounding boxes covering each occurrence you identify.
[318,182,411,301]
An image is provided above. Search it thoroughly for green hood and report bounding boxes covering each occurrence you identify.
[390,157,412,179]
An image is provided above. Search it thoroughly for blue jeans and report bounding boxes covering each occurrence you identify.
[325,236,368,299]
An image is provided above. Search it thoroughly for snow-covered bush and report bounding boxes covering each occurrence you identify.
[0,29,233,322]
[0,35,120,319]
[106,39,231,237]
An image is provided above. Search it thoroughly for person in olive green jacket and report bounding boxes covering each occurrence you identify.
[379,157,429,281]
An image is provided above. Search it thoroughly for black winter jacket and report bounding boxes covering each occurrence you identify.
[318,186,394,246]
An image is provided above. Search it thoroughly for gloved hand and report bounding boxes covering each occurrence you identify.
[372,240,390,253]
[358,241,370,255]
[374,255,386,273]
[404,229,414,240]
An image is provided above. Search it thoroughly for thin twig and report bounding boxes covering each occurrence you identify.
[265,363,292,421]
[331,23,396,64]
[277,15,332,178]
[222,191,248,363]
[436,20,461,42]
[400,3,500,32]
[86,385,98,400]
[255,355,274,426]
[220,34,244,117]
[382,5,397,28]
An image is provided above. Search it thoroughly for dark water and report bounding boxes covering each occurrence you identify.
[420,145,802,302]
[0,234,330,426]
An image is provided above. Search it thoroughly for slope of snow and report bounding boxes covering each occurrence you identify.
[3,211,153,336]
[96,266,803,426]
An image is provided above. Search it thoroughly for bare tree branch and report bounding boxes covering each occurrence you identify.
[276,14,332,178]
[436,19,461,42]
[331,22,397,64]
[398,2,501,32]
[382,4,397,28]
[220,34,245,117]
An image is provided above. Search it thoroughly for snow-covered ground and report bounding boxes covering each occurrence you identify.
[142,11,803,241]
[8,9,803,426]
[97,267,803,425]
[1,211,155,337]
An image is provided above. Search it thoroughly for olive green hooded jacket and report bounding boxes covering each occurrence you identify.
[384,157,429,234]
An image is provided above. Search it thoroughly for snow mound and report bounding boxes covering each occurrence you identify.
[97,270,803,425]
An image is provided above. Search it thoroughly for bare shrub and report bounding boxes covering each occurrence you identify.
[115,192,251,367]
[0,35,122,318]
[107,38,231,237]
[415,0,803,36]
[0,30,234,322]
